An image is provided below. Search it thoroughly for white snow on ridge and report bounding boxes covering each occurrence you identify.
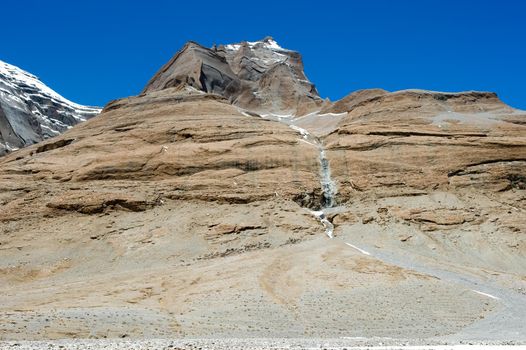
[263,38,285,51]
[289,124,310,139]
[0,59,101,115]
[247,38,288,51]
[318,112,348,117]
[40,124,62,136]
[260,113,294,121]
[223,38,290,53]
[4,142,19,152]
[223,39,289,68]
[1,59,102,154]
[224,44,241,51]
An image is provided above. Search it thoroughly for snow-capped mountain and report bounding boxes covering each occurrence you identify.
[0,60,101,156]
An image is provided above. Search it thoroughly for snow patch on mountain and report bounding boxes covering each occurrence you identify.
[0,59,101,156]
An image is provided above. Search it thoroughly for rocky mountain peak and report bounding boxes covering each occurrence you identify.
[142,38,325,116]
[0,60,101,156]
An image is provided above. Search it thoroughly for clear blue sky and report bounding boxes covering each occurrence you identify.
[2,0,525,109]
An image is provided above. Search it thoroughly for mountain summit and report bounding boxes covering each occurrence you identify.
[143,37,326,116]
[0,60,100,156]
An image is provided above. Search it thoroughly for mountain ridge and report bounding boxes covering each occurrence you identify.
[0,60,100,156]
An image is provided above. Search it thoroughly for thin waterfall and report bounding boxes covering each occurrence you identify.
[254,112,339,238]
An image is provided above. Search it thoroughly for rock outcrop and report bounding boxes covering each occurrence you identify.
[0,88,323,222]
[143,37,326,116]
[320,88,389,114]
[323,89,526,201]
[0,60,100,156]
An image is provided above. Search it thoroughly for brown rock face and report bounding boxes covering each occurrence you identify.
[320,88,389,114]
[1,40,526,341]
[324,89,526,202]
[0,89,322,219]
[143,37,325,116]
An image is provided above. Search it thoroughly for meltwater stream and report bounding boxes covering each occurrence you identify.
[318,148,337,208]
[254,112,339,238]
[313,147,337,238]
[288,123,338,238]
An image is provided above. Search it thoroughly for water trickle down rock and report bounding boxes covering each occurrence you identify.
[285,120,337,238]
[319,148,337,209]
[313,147,337,238]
